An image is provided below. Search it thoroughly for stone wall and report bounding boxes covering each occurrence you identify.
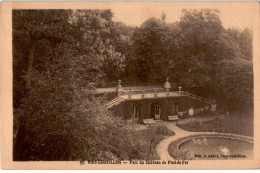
[110,96,210,123]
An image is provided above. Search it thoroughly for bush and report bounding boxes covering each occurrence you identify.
[154,125,176,136]
[124,125,176,160]
[13,51,145,161]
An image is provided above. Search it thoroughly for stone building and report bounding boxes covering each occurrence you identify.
[96,79,217,124]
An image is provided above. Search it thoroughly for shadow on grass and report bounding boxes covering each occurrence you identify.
[133,125,175,160]
[177,114,253,137]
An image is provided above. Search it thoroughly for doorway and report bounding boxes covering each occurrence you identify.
[155,105,161,120]
[132,105,139,122]
[151,103,161,120]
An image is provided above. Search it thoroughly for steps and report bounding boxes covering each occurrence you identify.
[104,96,126,109]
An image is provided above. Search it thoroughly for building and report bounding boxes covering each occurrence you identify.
[95,79,217,124]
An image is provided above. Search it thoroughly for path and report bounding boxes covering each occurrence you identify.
[156,121,253,160]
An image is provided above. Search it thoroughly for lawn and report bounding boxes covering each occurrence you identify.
[130,125,175,160]
[177,112,253,137]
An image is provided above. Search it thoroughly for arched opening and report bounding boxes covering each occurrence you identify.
[132,105,139,123]
[151,102,161,120]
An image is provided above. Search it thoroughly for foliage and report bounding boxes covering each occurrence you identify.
[224,27,253,61]
[13,9,126,107]
[128,125,175,160]
[126,18,170,82]
[153,125,176,136]
[124,9,253,108]
[216,59,253,110]
[13,9,253,160]
[13,10,135,161]
[13,10,73,108]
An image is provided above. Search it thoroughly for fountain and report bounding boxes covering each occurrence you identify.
[170,135,253,160]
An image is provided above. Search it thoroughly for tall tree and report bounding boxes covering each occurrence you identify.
[216,58,253,111]
[14,9,140,161]
[169,9,231,96]
[13,10,73,108]
[126,18,170,83]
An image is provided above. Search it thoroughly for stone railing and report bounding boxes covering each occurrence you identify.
[105,89,214,109]
[120,90,183,100]
[120,89,213,104]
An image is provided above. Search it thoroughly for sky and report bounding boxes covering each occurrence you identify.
[111,2,255,30]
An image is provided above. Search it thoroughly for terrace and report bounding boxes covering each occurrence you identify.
[102,80,214,110]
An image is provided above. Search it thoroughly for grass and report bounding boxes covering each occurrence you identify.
[177,112,253,137]
[133,125,175,160]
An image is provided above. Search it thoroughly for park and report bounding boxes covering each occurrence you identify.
[12,9,253,161]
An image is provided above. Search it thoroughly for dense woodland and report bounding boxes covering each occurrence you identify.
[13,9,253,160]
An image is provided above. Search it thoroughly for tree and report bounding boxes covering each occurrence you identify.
[106,21,135,82]
[13,9,142,161]
[13,10,73,108]
[123,9,253,111]
[126,18,170,83]
[216,59,253,111]
[224,27,253,61]
[168,9,233,96]
[161,11,166,21]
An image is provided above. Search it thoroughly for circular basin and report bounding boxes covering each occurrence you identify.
[170,135,253,160]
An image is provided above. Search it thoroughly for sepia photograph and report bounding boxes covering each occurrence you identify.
[1,1,260,169]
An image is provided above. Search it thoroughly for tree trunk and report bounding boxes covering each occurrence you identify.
[26,45,36,89]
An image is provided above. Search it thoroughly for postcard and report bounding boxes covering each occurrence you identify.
[0,1,259,169]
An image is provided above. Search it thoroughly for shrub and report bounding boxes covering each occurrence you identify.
[13,50,144,161]
[154,125,176,136]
